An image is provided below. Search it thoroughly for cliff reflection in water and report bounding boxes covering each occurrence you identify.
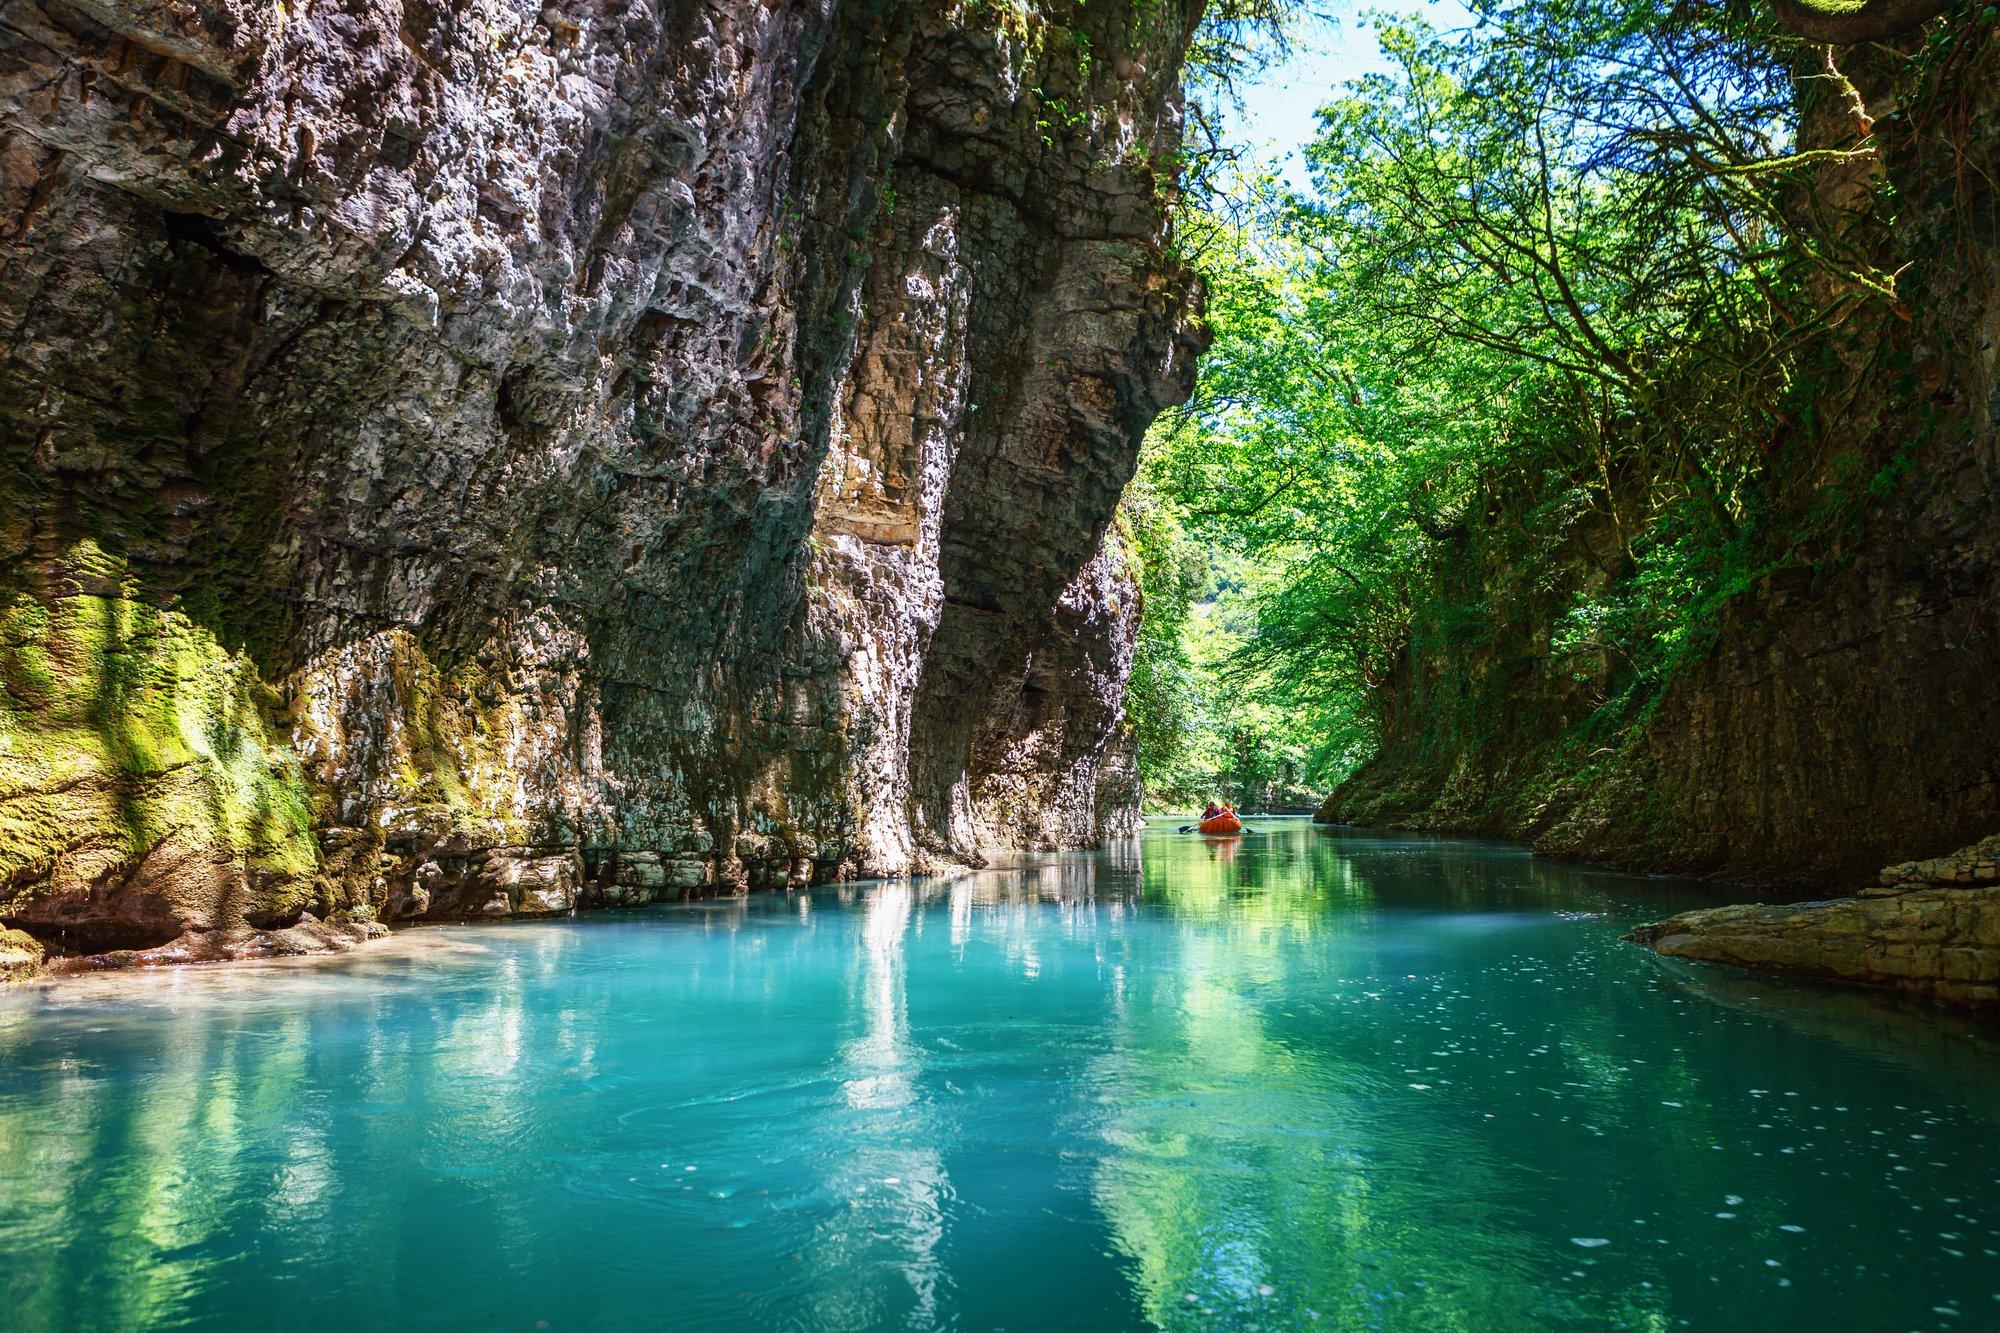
[2,821,1998,1331]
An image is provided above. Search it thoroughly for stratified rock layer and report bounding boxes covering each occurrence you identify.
[1631,837,2000,1011]
[0,0,1205,958]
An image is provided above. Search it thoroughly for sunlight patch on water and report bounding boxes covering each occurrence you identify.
[2,821,1997,1330]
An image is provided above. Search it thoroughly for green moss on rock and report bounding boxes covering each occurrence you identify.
[0,925,43,980]
[0,542,320,928]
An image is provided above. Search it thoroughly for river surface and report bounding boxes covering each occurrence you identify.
[3,820,1998,1330]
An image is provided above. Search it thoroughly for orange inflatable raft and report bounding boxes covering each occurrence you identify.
[1198,812,1243,836]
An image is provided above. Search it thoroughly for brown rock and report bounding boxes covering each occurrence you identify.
[0,0,1205,964]
[1629,835,2000,1010]
[0,926,45,980]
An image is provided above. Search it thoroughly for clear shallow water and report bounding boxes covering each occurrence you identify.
[3,822,1999,1331]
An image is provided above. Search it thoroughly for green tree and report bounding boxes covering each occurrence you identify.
[1128,0,1919,802]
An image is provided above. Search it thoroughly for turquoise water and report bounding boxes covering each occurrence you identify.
[3,822,1999,1331]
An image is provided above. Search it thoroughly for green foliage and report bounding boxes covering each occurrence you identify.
[1120,466,1205,797]
[1132,0,1909,801]
[1122,461,1329,812]
[1173,0,1303,208]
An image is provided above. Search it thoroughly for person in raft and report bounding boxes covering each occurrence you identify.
[1202,801,1223,820]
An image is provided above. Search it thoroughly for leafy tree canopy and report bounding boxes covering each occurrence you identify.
[1123,0,1956,809]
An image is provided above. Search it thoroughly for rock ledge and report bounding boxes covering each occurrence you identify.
[1629,836,2000,1010]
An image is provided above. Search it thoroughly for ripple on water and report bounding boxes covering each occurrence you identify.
[0,822,1997,1331]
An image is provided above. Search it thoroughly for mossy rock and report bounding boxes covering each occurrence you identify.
[0,541,321,929]
[0,926,44,980]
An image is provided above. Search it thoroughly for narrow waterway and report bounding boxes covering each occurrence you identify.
[2,821,1996,1330]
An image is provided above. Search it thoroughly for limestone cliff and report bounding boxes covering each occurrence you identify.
[0,0,1205,960]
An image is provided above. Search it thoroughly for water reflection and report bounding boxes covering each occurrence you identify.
[1087,830,1561,1327]
[1084,823,2000,1329]
[0,822,1996,1331]
[811,884,948,1327]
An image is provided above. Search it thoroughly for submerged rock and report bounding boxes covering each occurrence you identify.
[1629,835,2000,1010]
[0,0,1205,962]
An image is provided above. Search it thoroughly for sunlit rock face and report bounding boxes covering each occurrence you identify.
[0,0,1204,953]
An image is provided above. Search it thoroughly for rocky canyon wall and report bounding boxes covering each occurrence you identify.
[0,0,1205,966]
[1319,29,1999,891]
